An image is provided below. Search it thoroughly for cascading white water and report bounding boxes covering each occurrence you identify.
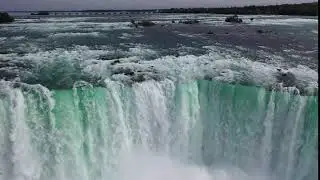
[0,79,317,180]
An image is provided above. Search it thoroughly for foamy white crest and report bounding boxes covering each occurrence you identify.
[15,18,41,23]
[119,33,143,39]
[10,36,26,40]
[287,65,318,88]
[249,18,318,26]
[0,37,7,43]
[0,42,317,93]
[128,45,158,56]
[48,32,101,38]
[0,21,132,33]
[177,33,199,38]
[43,17,92,22]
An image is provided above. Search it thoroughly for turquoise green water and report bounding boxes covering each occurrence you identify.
[0,80,317,180]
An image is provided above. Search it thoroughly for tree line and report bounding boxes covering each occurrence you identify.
[159,2,318,16]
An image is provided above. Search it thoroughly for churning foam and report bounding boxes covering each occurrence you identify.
[113,150,270,180]
[48,32,101,38]
[0,21,132,33]
[0,43,317,93]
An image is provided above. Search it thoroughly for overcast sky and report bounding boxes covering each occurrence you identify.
[0,0,316,11]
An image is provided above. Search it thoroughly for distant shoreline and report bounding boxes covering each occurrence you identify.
[160,2,318,16]
[4,2,318,16]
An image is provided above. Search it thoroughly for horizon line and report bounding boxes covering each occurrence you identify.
[2,1,317,12]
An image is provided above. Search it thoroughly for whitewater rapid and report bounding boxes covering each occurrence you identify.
[0,79,317,180]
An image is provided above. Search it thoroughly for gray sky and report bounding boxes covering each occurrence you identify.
[0,0,316,11]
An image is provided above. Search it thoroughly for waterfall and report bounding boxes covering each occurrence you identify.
[0,79,317,180]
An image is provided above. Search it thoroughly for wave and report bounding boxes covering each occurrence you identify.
[48,32,101,38]
[0,21,132,33]
[1,44,317,95]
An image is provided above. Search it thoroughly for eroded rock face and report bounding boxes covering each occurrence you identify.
[276,69,297,87]
[137,20,156,27]
[0,12,14,24]
[225,15,243,23]
[179,19,200,24]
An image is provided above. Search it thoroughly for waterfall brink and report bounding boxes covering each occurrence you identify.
[0,79,317,180]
